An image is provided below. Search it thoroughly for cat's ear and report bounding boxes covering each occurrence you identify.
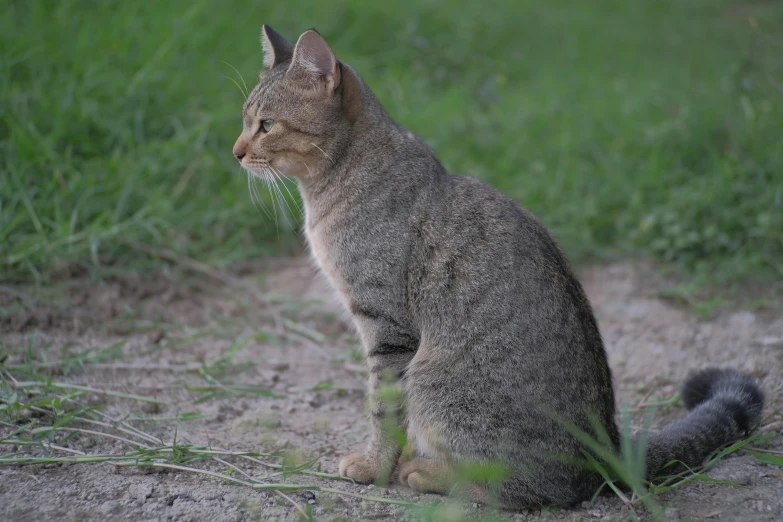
[286,29,341,96]
[261,24,294,69]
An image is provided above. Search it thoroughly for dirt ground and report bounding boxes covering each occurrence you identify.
[1,256,781,521]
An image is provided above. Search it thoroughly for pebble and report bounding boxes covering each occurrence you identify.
[129,482,154,503]
[99,500,120,515]
[141,401,161,414]
[730,472,755,486]
[146,328,165,344]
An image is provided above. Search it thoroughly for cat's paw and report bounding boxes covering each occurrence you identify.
[338,452,378,483]
[397,458,450,494]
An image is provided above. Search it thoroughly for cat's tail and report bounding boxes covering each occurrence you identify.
[644,368,764,478]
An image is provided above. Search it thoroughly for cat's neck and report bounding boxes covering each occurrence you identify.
[298,64,444,227]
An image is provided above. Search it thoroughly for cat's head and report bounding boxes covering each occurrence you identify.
[233,25,350,181]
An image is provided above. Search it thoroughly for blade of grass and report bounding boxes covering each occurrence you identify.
[12,381,165,404]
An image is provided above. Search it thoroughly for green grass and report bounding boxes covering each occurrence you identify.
[2,0,782,283]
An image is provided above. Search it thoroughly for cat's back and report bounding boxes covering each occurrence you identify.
[417,173,572,287]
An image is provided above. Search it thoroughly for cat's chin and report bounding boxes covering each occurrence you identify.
[239,165,268,181]
[240,164,277,182]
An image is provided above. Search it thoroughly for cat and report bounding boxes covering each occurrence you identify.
[232,25,765,509]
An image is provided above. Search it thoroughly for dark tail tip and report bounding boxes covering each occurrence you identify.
[681,367,765,432]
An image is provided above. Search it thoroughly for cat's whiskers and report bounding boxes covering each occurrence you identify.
[223,76,248,100]
[246,170,272,219]
[220,60,249,99]
[271,167,302,214]
[257,169,280,236]
[310,143,335,166]
[266,168,297,229]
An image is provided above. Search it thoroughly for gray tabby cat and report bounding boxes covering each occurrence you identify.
[232,25,765,509]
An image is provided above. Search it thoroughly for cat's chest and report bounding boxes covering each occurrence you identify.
[305,224,350,302]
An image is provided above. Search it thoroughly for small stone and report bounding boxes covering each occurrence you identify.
[100,501,120,515]
[129,483,154,502]
[147,329,165,344]
[731,472,755,486]
[307,394,325,408]
[300,491,316,502]
[141,401,161,414]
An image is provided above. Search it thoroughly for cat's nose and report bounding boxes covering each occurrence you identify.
[233,136,248,162]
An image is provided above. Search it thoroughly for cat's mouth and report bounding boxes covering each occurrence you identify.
[239,162,275,182]
[241,162,299,222]
[240,156,297,182]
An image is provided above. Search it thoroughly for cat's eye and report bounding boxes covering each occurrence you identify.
[258,119,274,133]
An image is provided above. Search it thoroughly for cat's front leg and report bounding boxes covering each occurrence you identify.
[339,350,414,484]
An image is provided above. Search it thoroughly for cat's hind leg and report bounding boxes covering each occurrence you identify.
[397,458,452,494]
[398,457,495,505]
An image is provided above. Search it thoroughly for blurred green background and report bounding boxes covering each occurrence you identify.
[2,0,782,285]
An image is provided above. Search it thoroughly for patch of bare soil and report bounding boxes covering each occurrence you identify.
[1,258,781,521]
